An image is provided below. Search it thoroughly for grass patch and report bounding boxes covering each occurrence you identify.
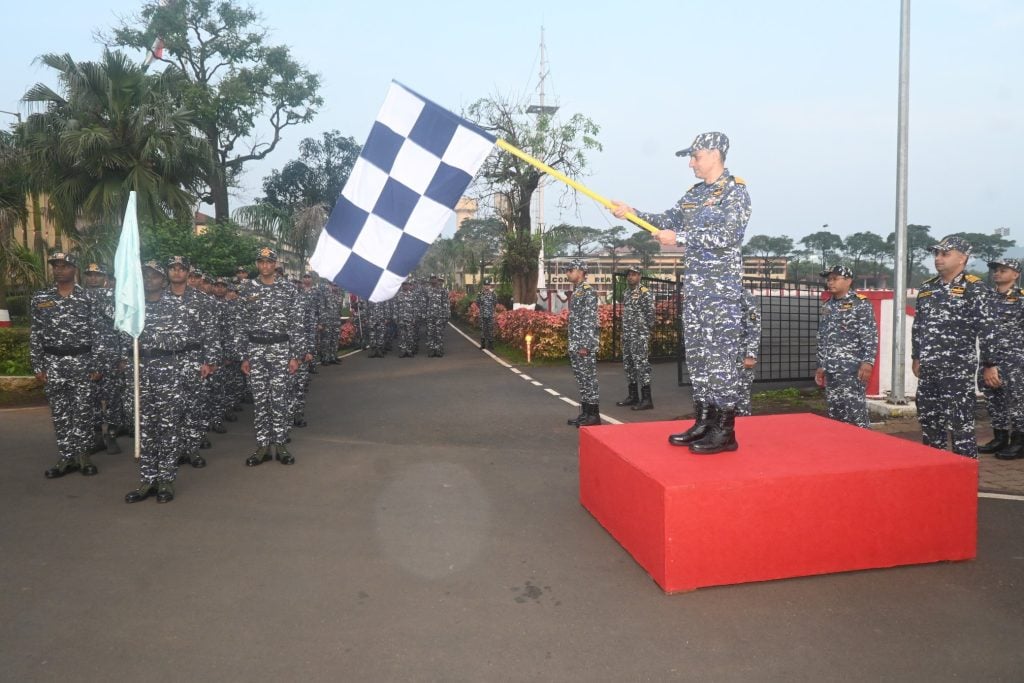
[752,386,827,415]
[0,384,47,409]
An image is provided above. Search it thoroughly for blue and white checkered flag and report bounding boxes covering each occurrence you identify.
[310,82,496,301]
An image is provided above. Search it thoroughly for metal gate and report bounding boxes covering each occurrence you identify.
[610,274,821,385]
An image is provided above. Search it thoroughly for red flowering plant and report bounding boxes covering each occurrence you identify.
[338,321,358,348]
[494,308,568,359]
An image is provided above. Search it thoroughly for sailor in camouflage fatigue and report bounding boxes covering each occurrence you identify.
[476,279,497,350]
[167,257,220,467]
[237,247,304,466]
[395,279,419,358]
[977,258,1024,460]
[616,266,655,411]
[31,252,110,479]
[319,283,342,365]
[912,235,1001,458]
[291,272,320,427]
[736,291,761,417]
[814,265,878,428]
[82,262,124,454]
[366,298,388,357]
[425,274,451,357]
[613,132,750,454]
[123,261,196,504]
[566,259,601,427]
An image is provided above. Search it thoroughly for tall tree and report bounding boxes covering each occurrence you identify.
[545,223,602,257]
[843,231,888,277]
[108,0,322,220]
[744,234,793,278]
[466,95,601,303]
[800,230,845,269]
[886,224,933,281]
[597,225,628,274]
[625,230,660,270]
[454,217,504,283]
[21,50,210,237]
[261,130,359,210]
[957,232,1016,264]
[0,129,44,313]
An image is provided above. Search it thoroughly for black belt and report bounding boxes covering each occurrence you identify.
[248,333,289,344]
[139,348,179,359]
[43,345,92,357]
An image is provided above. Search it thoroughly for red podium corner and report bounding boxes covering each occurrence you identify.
[579,413,977,593]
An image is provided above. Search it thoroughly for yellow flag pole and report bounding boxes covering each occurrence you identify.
[495,139,659,235]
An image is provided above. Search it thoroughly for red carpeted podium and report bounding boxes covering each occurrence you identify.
[579,413,977,593]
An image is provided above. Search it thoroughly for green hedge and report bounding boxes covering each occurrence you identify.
[0,327,32,376]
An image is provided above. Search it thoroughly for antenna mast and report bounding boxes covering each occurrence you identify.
[527,27,558,304]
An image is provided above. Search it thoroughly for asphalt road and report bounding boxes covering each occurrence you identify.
[1,326,1021,682]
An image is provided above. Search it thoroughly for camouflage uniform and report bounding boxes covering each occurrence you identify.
[568,278,599,405]
[129,290,193,489]
[319,284,341,363]
[913,267,997,458]
[31,278,108,474]
[291,284,319,423]
[168,282,219,460]
[621,278,654,390]
[366,299,388,357]
[636,172,750,410]
[979,264,1024,458]
[476,287,497,349]
[736,291,762,417]
[425,279,450,356]
[817,288,877,428]
[236,269,303,453]
[394,283,418,357]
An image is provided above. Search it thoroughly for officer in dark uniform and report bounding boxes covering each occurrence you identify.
[815,265,878,428]
[616,266,655,410]
[566,259,600,427]
[395,279,418,358]
[978,258,1024,459]
[31,252,109,479]
[612,132,751,454]
[425,274,450,357]
[912,235,1000,458]
[82,262,124,454]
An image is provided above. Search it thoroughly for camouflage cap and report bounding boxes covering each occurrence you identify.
[236,265,249,273]
[676,131,729,158]
[47,251,78,267]
[165,255,190,269]
[83,262,107,275]
[188,268,204,279]
[930,234,972,255]
[625,265,641,274]
[568,258,589,272]
[213,277,228,286]
[142,259,166,276]
[483,278,494,286]
[819,264,854,279]
[256,246,278,261]
[988,257,1022,273]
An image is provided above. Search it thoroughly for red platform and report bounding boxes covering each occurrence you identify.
[579,413,977,593]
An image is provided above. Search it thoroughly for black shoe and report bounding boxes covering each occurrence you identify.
[190,453,207,469]
[199,436,212,449]
[995,433,1024,460]
[567,406,585,426]
[223,411,238,423]
[669,402,711,446]
[125,482,157,503]
[79,454,99,476]
[690,408,739,455]
[44,460,80,479]
[293,417,307,427]
[577,403,602,427]
[156,481,175,503]
[246,446,272,467]
[275,444,295,465]
[210,421,227,434]
[233,404,245,412]
[979,429,1010,454]
[616,383,639,407]
[632,385,654,411]
[177,453,190,466]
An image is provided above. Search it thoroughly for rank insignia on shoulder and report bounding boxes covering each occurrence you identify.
[681,202,698,209]
[733,176,746,185]
[36,300,56,308]
[639,286,648,293]
[950,286,965,297]
[856,293,868,300]
[965,274,982,283]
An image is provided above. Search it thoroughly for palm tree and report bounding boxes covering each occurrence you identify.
[232,201,328,272]
[21,50,211,244]
[0,129,45,316]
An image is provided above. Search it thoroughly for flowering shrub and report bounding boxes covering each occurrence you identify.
[496,308,568,359]
[338,321,358,348]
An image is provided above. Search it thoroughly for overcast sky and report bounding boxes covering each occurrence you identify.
[2,0,1020,246]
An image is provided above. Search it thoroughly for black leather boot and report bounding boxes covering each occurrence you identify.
[125,481,156,503]
[78,453,99,476]
[45,458,80,479]
[480,338,486,349]
[210,420,227,434]
[690,407,739,454]
[567,404,585,426]
[103,431,122,455]
[246,446,272,467]
[577,403,602,427]
[616,383,639,407]
[633,385,653,411]
[979,429,1009,454]
[669,402,711,446]
[995,432,1024,460]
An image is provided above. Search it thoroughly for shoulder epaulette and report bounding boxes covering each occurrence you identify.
[964,274,982,283]
[855,293,868,300]
[690,181,703,191]
[639,286,649,293]
[922,275,939,285]
[732,176,746,186]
